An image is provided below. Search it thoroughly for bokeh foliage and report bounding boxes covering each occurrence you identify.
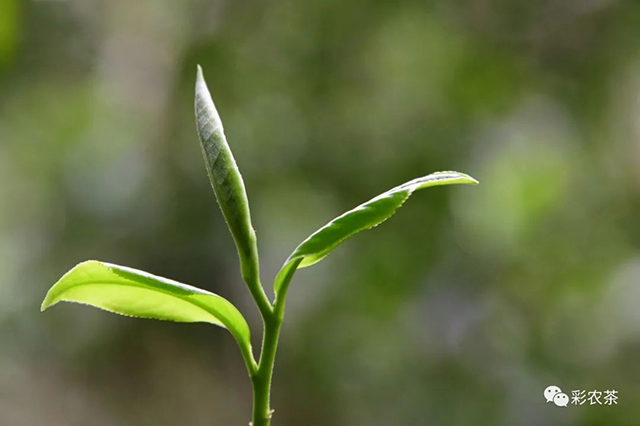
[2,0,640,425]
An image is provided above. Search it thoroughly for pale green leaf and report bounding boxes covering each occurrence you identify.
[195,65,258,264]
[274,172,478,294]
[42,260,253,363]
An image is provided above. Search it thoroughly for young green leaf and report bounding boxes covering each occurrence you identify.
[274,172,478,294]
[195,66,258,265]
[195,66,270,315]
[42,261,255,370]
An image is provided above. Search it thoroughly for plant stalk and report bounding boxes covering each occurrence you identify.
[251,314,281,426]
[249,260,299,426]
[239,237,273,319]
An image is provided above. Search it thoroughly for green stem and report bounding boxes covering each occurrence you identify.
[238,235,273,318]
[251,315,281,426]
[249,259,301,426]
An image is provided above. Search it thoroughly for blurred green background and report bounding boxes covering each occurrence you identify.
[2,0,640,424]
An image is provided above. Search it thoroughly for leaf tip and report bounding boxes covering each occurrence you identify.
[40,290,57,312]
[442,171,479,186]
[196,65,209,96]
[41,260,100,313]
[466,175,480,185]
[439,171,479,186]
